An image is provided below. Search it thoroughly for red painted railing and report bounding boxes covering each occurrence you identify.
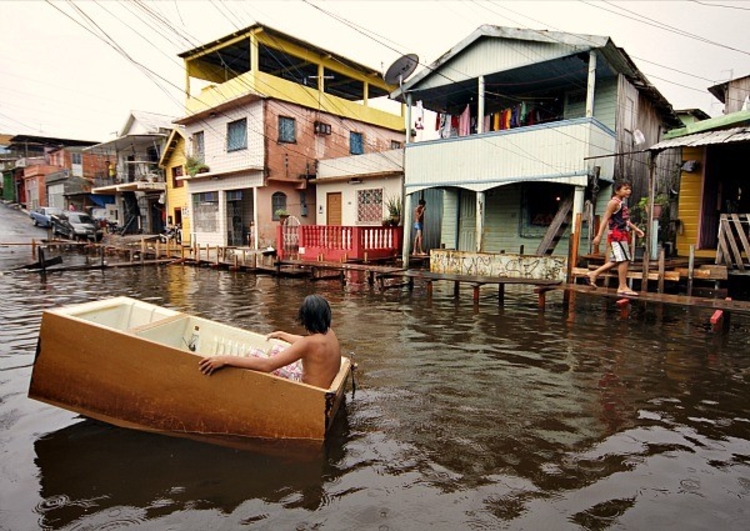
[277,225,403,262]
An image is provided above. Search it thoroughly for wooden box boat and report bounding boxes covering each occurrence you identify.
[28,297,352,444]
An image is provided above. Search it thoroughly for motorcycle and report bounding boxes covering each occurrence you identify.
[159,224,181,244]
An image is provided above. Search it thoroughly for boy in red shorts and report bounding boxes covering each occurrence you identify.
[587,181,645,296]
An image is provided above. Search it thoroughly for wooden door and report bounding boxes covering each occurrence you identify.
[327,192,342,226]
[458,190,476,252]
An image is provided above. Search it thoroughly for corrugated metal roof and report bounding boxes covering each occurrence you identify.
[651,126,750,151]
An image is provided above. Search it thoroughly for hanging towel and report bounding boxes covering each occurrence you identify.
[459,104,470,136]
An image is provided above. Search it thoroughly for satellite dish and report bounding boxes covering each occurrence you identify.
[384,53,419,86]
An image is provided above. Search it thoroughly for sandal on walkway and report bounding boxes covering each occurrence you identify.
[585,274,597,289]
[616,289,639,297]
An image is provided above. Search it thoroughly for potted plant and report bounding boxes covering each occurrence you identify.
[635,194,669,222]
[275,209,290,222]
[186,157,210,177]
[384,196,401,226]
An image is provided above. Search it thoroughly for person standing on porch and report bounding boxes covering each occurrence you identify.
[413,198,426,255]
[587,181,644,296]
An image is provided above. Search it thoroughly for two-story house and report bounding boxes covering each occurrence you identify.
[174,23,405,249]
[392,26,681,277]
[88,111,177,235]
[45,144,112,212]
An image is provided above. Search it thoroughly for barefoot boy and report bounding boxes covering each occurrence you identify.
[587,181,645,296]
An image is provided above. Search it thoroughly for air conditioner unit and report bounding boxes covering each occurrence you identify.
[314,121,331,135]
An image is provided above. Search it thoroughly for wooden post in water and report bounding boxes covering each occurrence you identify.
[32,239,37,261]
[657,246,666,293]
[688,245,695,296]
[641,247,650,294]
[140,238,145,264]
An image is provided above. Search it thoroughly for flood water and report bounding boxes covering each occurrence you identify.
[2,204,750,530]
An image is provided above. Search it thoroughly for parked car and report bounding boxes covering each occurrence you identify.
[29,206,63,228]
[51,212,104,242]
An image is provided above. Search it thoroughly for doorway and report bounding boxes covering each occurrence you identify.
[327,192,342,225]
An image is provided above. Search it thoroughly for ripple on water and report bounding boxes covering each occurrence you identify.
[3,245,750,530]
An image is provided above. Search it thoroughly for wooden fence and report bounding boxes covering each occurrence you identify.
[716,213,750,271]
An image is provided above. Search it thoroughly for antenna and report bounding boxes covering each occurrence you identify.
[384,53,419,88]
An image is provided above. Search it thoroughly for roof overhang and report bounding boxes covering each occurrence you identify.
[661,109,750,140]
[310,170,402,185]
[390,25,680,128]
[650,125,750,152]
[83,134,168,155]
[92,181,166,194]
[175,92,265,125]
[159,129,185,167]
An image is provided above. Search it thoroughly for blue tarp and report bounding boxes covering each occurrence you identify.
[89,194,115,207]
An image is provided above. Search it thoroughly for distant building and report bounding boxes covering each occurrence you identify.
[87,111,178,234]
[708,74,750,114]
[5,134,100,209]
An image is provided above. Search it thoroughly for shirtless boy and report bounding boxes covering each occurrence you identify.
[199,295,342,388]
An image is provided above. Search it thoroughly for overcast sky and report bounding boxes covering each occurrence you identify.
[2,0,749,141]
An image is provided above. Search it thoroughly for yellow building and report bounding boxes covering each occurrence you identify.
[159,128,190,242]
[651,109,750,265]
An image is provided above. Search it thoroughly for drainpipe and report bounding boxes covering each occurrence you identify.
[586,50,597,118]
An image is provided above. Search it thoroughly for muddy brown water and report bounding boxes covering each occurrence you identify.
[1,205,750,530]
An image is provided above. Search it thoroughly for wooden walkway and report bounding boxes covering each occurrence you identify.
[376,269,562,306]
[278,260,406,285]
[559,283,750,314]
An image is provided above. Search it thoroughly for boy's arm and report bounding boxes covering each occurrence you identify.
[593,199,617,246]
[199,338,307,376]
[267,330,303,344]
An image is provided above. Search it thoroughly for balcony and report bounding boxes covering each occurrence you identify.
[184,71,403,131]
[404,117,615,191]
[277,225,403,262]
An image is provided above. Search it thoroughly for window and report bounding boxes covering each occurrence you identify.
[350,132,363,155]
[226,190,242,201]
[171,165,184,188]
[193,131,205,161]
[390,140,402,149]
[357,188,383,225]
[278,116,296,143]
[520,182,570,238]
[227,119,247,152]
[193,192,219,232]
[272,192,287,220]
[71,153,82,165]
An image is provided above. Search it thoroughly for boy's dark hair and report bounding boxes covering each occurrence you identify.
[297,295,332,334]
[418,199,426,206]
[614,181,632,192]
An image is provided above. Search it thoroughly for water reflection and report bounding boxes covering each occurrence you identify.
[2,233,750,528]
[34,417,350,530]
